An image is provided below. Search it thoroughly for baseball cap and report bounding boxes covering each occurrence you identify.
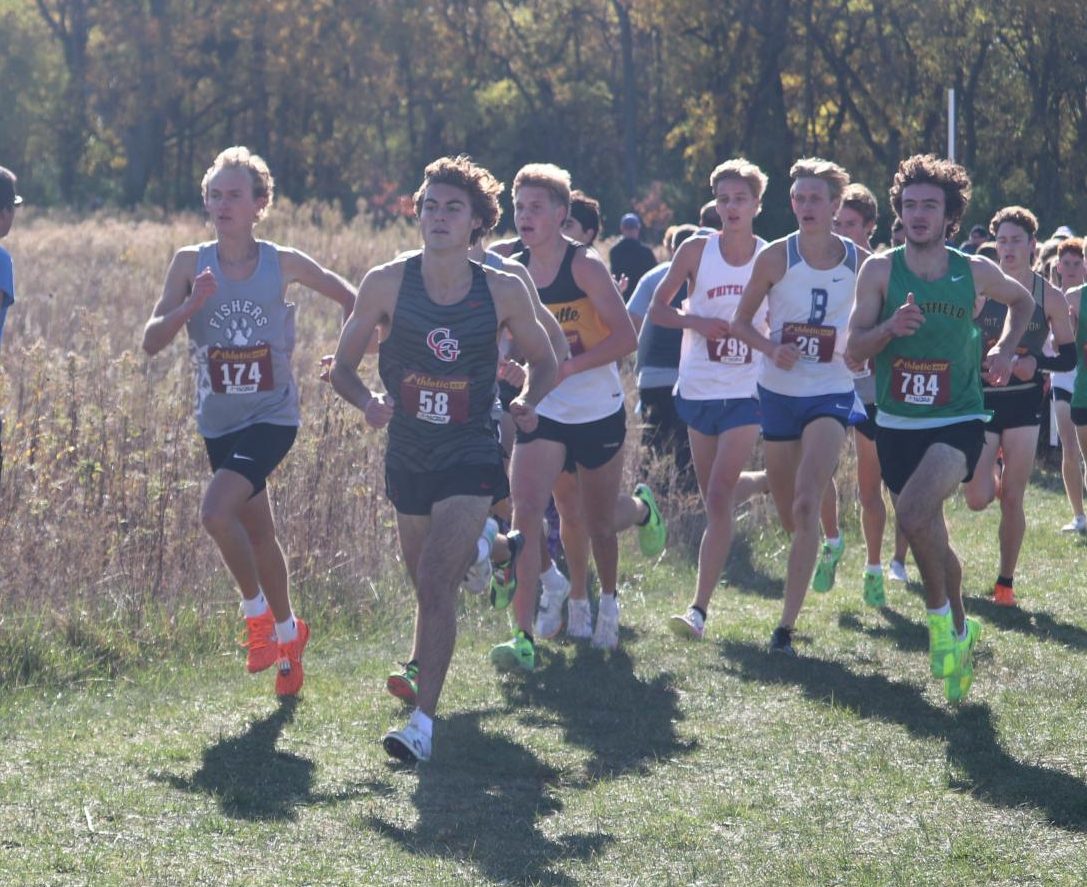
[0,166,21,209]
[620,212,641,228]
[1052,225,1074,240]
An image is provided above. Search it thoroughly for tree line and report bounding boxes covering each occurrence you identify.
[2,0,1085,240]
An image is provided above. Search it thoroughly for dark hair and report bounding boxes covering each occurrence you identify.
[568,190,601,243]
[699,200,722,230]
[889,154,972,241]
[989,205,1038,240]
[669,223,700,252]
[414,155,504,245]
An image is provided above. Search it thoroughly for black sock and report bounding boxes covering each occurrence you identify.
[692,606,707,621]
[521,631,535,645]
[997,575,1014,588]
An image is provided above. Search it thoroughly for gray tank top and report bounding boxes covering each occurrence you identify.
[186,240,299,437]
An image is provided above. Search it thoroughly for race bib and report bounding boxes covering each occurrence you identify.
[208,345,274,394]
[400,372,470,424]
[781,322,836,363]
[566,330,585,357]
[891,357,951,406]
[706,336,752,365]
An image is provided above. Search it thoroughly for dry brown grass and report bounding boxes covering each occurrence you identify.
[0,203,416,618]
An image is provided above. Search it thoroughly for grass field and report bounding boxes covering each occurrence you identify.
[2,481,1086,886]
[2,210,1086,885]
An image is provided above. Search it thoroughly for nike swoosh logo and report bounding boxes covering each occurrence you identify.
[951,274,965,282]
[233,454,255,462]
[832,277,844,282]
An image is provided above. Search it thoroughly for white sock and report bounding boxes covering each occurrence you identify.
[826,536,842,549]
[275,615,298,644]
[865,564,882,575]
[927,602,951,617]
[241,592,268,618]
[409,707,433,737]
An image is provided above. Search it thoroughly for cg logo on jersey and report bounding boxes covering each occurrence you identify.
[426,327,460,362]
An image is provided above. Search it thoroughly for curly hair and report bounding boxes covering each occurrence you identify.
[201,147,275,220]
[889,154,972,241]
[413,155,504,245]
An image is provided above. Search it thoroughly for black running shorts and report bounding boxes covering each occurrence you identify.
[204,423,297,496]
[875,420,986,496]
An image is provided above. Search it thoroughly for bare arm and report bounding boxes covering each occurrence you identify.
[498,256,569,362]
[329,263,400,428]
[563,248,637,382]
[731,242,794,368]
[970,255,1034,387]
[142,248,205,355]
[645,238,729,341]
[491,273,558,432]
[845,253,924,362]
[280,248,356,324]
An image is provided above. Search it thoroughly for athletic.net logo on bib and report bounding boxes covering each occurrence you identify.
[426,328,460,362]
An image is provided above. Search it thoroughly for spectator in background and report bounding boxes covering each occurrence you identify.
[1051,225,1074,241]
[609,212,657,299]
[959,224,987,254]
[0,164,21,482]
[626,223,698,485]
[0,166,20,351]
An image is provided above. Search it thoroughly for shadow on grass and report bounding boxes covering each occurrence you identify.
[963,594,1087,651]
[155,697,378,821]
[367,710,611,886]
[839,607,928,654]
[500,643,696,782]
[718,640,1087,831]
[723,532,784,600]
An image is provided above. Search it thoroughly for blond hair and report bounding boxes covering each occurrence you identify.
[789,157,850,203]
[201,146,275,220]
[709,158,769,203]
[512,163,572,212]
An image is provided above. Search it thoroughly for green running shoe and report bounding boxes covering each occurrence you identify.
[633,483,666,558]
[927,610,956,679]
[862,570,885,607]
[386,660,419,705]
[812,538,845,593]
[490,530,524,610]
[945,618,982,704]
[489,630,535,673]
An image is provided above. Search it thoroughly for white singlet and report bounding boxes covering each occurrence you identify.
[758,232,858,397]
[676,234,768,400]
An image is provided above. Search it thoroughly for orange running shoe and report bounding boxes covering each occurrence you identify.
[243,610,277,673]
[275,618,310,696]
[993,582,1018,607]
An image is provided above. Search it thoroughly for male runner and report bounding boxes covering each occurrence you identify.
[649,158,770,640]
[963,206,1075,605]
[330,156,557,762]
[493,163,663,668]
[732,158,866,656]
[847,154,1033,702]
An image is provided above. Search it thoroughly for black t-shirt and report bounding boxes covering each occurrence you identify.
[609,237,657,300]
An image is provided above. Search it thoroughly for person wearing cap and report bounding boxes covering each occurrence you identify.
[959,224,987,254]
[0,165,21,351]
[1052,225,1074,241]
[609,212,657,299]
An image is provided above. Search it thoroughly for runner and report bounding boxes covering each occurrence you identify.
[648,158,770,640]
[962,206,1076,605]
[1046,237,1086,533]
[330,155,557,763]
[493,163,663,667]
[1071,281,1087,529]
[833,182,908,603]
[731,158,866,656]
[847,154,1034,702]
[142,146,356,696]
[0,165,21,481]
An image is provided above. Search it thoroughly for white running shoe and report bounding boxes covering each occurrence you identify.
[888,559,909,583]
[463,518,499,594]
[592,594,620,650]
[566,598,593,640]
[382,721,432,763]
[669,606,705,640]
[533,570,571,639]
[1061,515,1087,533]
